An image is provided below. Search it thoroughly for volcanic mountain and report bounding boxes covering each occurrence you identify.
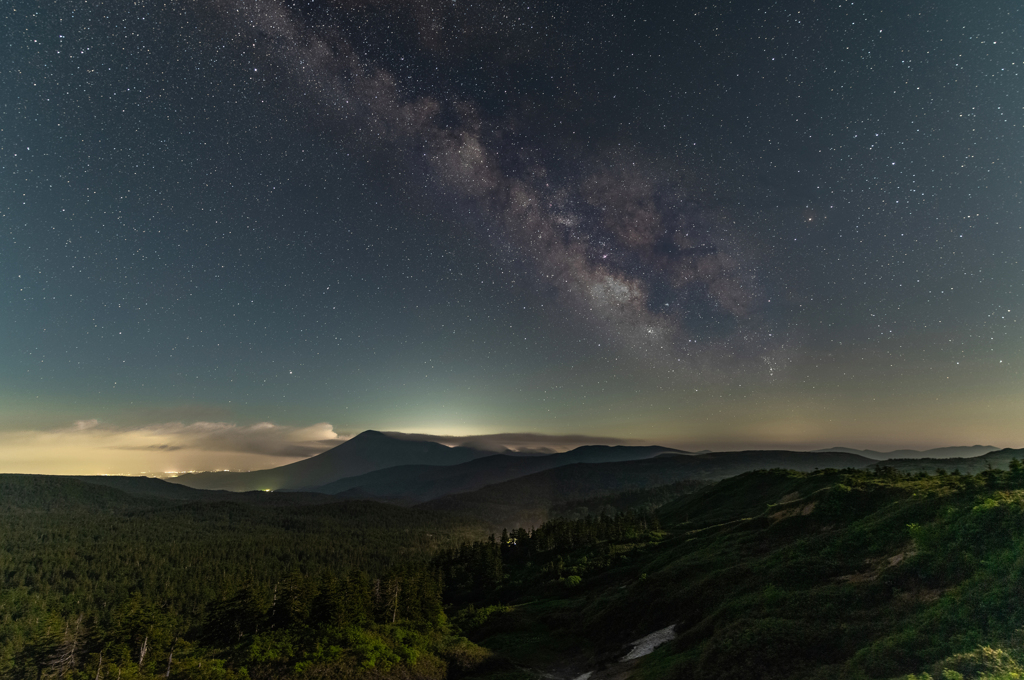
[170,430,495,492]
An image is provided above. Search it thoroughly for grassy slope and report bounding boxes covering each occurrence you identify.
[456,467,1024,680]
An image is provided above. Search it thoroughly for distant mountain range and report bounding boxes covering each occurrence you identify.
[11,431,1015,537]
[168,431,1003,505]
[871,447,1024,475]
[815,445,999,460]
[166,430,886,528]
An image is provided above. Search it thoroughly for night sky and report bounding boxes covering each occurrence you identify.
[3,0,1023,474]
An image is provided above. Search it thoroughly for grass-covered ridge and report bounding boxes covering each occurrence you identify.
[441,465,1024,680]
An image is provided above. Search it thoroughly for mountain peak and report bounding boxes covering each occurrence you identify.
[172,429,490,491]
[350,429,387,440]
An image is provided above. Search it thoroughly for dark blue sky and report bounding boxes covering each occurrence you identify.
[2,0,1022,472]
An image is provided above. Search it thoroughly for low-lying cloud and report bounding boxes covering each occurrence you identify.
[0,420,344,476]
[383,431,648,454]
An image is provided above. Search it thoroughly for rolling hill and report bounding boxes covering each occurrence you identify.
[301,445,686,501]
[418,448,876,528]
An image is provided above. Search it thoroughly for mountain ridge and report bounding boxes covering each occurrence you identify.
[299,445,686,500]
[813,444,999,460]
[416,448,877,528]
[169,430,997,495]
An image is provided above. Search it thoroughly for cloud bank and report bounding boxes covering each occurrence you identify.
[0,420,342,475]
[383,431,650,454]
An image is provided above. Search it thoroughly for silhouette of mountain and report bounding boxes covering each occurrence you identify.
[170,430,495,492]
[302,445,685,502]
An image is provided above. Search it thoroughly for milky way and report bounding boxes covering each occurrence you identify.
[3,0,1023,468]
[216,0,775,371]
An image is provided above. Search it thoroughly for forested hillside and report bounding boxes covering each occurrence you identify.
[0,475,489,679]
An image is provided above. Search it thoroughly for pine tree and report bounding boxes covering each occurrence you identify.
[1009,458,1024,487]
[44,614,84,679]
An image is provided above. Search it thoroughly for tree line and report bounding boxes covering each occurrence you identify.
[0,477,490,679]
[14,566,466,679]
[432,510,663,604]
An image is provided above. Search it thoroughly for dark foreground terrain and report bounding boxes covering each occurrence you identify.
[4,461,1024,680]
[444,464,1024,680]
